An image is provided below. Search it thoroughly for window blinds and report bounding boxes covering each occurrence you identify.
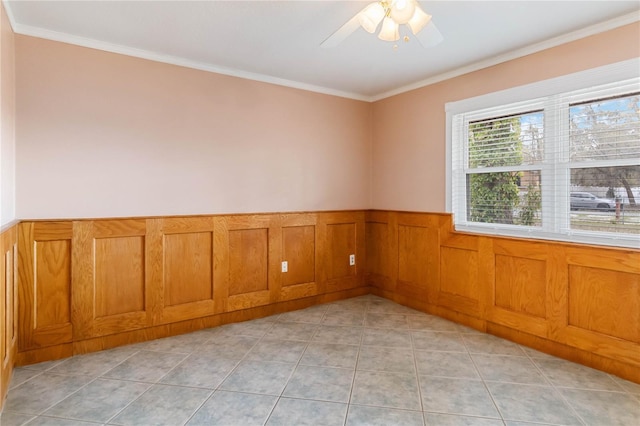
[448,66,640,248]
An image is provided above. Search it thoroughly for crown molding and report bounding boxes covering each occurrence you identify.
[1,0,370,102]
[371,10,640,101]
[12,22,371,102]
[3,1,638,103]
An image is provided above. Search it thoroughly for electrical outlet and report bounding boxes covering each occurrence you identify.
[349,254,355,266]
[281,261,288,273]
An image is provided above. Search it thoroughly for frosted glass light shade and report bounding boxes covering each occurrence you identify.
[389,0,416,25]
[358,3,385,33]
[407,4,432,34]
[378,16,399,41]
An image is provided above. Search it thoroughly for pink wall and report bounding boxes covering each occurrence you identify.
[371,23,640,212]
[0,3,15,226]
[15,36,372,219]
[13,21,640,219]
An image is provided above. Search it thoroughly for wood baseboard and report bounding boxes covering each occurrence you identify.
[17,286,370,366]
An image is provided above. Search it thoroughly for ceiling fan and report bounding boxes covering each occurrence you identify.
[321,0,443,48]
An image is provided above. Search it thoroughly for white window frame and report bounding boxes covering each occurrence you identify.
[446,58,640,249]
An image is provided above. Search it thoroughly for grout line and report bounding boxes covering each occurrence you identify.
[343,299,366,425]
[410,326,425,414]
[263,307,327,426]
[7,295,637,425]
[462,332,507,423]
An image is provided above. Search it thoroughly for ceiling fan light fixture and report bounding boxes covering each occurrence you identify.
[389,0,416,25]
[358,2,385,33]
[407,4,432,35]
[378,16,400,41]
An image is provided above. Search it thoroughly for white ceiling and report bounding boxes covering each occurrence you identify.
[5,1,640,101]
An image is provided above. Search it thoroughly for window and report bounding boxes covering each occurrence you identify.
[447,59,640,248]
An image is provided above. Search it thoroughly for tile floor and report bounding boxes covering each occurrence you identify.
[1,295,639,425]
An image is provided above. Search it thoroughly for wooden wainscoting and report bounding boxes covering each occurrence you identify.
[151,217,215,324]
[72,219,150,340]
[12,209,640,386]
[1,222,19,408]
[18,222,73,351]
[366,210,640,383]
[16,211,367,366]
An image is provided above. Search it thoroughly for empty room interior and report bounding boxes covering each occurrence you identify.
[0,0,639,425]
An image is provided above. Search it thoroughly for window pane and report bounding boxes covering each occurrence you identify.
[570,165,640,234]
[467,170,541,226]
[570,93,640,161]
[468,111,543,168]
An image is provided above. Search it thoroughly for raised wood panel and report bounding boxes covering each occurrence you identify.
[440,246,478,300]
[214,215,281,313]
[438,245,480,317]
[1,225,18,408]
[95,236,145,317]
[35,240,72,328]
[326,223,356,280]
[495,254,546,318]
[365,211,397,293]
[72,220,149,340]
[555,246,640,366]
[568,265,639,343]
[279,213,319,301]
[396,213,441,303]
[397,225,429,286]
[18,222,73,351]
[485,239,552,339]
[282,225,315,287]
[148,217,216,325]
[229,228,269,296]
[366,222,388,280]
[164,231,213,305]
[320,212,365,293]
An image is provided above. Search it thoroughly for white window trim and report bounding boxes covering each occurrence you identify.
[445,58,640,249]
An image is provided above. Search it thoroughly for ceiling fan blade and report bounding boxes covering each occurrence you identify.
[414,20,443,48]
[320,12,362,48]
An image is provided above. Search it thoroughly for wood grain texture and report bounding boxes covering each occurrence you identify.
[326,223,356,280]
[282,225,315,287]
[95,236,145,317]
[164,231,213,306]
[228,228,269,296]
[495,254,546,318]
[365,212,397,293]
[72,220,150,340]
[440,246,478,301]
[366,222,388,280]
[35,240,72,328]
[214,215,282,312]
[395,213,441,303]
[320,212,365,293]
[1,224,18,408]
[486,239,552,339]
[568,265,639,343]
[279,213,319,301]
[397,225,429,287]
[12,210,640,387]
[18,222,74,350]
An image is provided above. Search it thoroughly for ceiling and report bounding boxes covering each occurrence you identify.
[5,1,640,101]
